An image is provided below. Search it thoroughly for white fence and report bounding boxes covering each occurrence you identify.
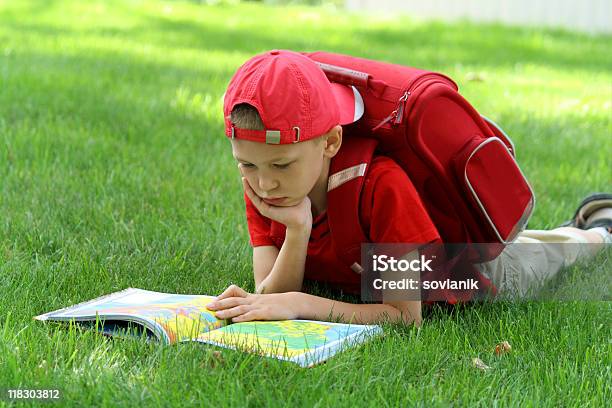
[345,0,611,34]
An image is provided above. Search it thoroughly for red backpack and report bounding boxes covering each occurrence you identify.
[299,51,535,302]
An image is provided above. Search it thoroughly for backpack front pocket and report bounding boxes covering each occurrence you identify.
[453,137,534,244]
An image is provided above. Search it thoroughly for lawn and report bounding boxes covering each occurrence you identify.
[0,0,610,406]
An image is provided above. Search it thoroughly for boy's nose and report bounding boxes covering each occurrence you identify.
[258,177,279,194]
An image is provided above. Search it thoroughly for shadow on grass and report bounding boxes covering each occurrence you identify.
[1,4,611,74]
[91,9,612,73]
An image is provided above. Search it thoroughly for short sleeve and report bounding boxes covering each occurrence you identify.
[361,157,441,245]
[244,192,275,247]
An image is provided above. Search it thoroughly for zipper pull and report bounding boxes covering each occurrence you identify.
[393,91,410,125]
[371,91,411,132]
[372,110,397,132]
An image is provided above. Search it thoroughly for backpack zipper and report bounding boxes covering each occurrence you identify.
[372,73,453,132]
[371,90,410,132]
[393,90,410,125]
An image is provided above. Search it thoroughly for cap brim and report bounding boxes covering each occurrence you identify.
[330,83,364,125]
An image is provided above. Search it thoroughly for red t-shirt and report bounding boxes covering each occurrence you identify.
[244,156,441,293]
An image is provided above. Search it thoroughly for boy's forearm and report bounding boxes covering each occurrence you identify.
[290,292,422,326]
[256,226,310,294]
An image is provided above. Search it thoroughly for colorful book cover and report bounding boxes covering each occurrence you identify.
[35,288,383,367]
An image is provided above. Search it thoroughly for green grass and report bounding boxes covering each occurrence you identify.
[1,0,611,406]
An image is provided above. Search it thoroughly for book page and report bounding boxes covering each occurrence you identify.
[197,319,382,367]
[35,288,227,344]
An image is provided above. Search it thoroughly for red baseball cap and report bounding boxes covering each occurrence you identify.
[223,49,364,144]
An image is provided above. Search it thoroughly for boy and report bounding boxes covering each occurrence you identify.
[205,50,612,326]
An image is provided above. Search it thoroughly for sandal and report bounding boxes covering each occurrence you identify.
[560,193,612,231]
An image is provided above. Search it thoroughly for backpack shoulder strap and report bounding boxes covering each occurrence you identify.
[327,135,379,268]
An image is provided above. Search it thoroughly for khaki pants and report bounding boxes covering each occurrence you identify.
[476,229,600,299]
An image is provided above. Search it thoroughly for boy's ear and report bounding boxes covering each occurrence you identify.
[323,125,342,158]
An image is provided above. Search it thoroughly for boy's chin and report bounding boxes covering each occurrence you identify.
[270,197,300,207]
[270,201,297,207]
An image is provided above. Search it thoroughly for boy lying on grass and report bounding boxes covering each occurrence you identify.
[205,50,612,326]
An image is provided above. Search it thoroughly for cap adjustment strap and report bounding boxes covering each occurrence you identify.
[265,130,281,144]
[228,125,304,144]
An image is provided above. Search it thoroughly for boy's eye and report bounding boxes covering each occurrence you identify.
[273,163,291,169]
[239,163,255,168]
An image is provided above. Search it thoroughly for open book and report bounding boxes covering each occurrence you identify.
[35,288,382,368]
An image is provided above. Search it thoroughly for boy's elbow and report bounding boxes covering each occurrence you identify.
[386,301,422,326]
[399,310,422,327]
[255,281,268,294]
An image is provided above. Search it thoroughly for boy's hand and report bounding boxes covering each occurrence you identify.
[206,284,301,322]
[242,177,312,231]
